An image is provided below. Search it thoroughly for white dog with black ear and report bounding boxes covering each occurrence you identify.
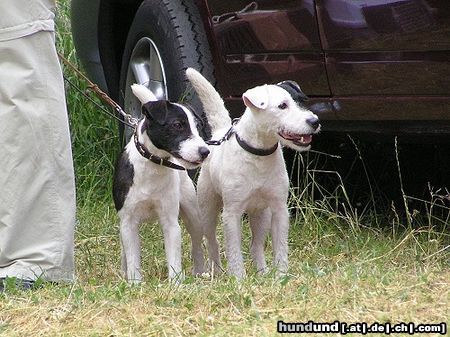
[113,84,210,283]
[186,68,320,279]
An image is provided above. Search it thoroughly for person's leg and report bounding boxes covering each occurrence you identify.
[0,30,76,282]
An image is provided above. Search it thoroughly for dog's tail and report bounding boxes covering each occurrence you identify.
[186,68,231,133]
[131,84,158,104]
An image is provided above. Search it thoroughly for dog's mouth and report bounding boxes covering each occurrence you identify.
[278,130,313,146]
[171,151,205,169]
[176,157,204,169]
[186,159,203,166]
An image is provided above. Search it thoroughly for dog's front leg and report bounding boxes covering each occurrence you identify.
[249,208,271,274]
[179,176,205,276]
[197,169,222,274]
[270,206,290,277]
[159,213,183,281]
[222,207,246,279]
[120,217,142,283]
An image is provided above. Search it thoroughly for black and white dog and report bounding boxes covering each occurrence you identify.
[113,84,209,282]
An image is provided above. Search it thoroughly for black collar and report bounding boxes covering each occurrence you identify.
[234,132,278,156]
[206,121,279,156]
[133,130,186,171]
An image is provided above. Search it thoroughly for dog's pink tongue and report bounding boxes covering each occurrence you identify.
[302,134,312,143]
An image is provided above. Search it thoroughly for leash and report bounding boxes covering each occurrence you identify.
[58,52,138,128]
[62,75,134,127]
[206,118,279,156]
[59,52,187,170]
[205,119,238,146]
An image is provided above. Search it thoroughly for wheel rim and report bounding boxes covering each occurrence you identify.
[123,37,167,139]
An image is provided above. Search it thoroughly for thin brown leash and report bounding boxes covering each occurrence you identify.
[58,51,138,128]
[58,52,192,170]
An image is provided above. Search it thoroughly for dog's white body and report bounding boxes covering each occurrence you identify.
[186,68,320,278]
[115,84,207,282]
[118,132,205,282]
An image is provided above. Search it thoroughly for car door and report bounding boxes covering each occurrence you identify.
[316,0,450,124]
[206,0,333,119]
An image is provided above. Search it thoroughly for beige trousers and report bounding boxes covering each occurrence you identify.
[0,30,76,282]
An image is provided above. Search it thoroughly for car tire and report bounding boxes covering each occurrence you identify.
[119,0,215,143]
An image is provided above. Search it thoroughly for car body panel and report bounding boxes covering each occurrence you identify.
[71,0,109,93]
[206,0,331,98]
[315,0,450,123]
[71,0,450,133]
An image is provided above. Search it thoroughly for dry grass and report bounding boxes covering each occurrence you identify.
[1,201,448,336]
[1,271,448,336]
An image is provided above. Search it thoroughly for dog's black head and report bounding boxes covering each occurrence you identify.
[141,100,189,151]
[276,80,308,104]
[140,100,209,168]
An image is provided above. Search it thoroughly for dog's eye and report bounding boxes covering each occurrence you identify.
[172,121,184,130]
[278,102,288,110]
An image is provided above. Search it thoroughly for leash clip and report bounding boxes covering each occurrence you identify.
[205,118,240,146]
[123,108,138,127]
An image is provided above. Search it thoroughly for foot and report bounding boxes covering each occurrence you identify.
[0,277,36,292]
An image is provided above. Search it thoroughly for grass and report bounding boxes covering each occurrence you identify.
[1,200,448,336]
[0,1,449,336]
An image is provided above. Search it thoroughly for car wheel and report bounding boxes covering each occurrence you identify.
[119,0,215,144]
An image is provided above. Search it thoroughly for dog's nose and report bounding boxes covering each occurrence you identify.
[198,147,210,160]
[306,116,320,130]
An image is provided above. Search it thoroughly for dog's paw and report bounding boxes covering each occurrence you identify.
[169,271,185,285]
[200,272,211,279]
[208,260,224,276]
[126,270,143,284]
[256,266,269,276]
[192,265,206,277]
[127,278,142,286]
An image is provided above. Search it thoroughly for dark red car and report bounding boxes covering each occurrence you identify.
[72,0,450,139]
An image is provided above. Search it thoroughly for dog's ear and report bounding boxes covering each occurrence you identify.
[142,101,168,124]
[277,80,308,103]
[242,85,268,110]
